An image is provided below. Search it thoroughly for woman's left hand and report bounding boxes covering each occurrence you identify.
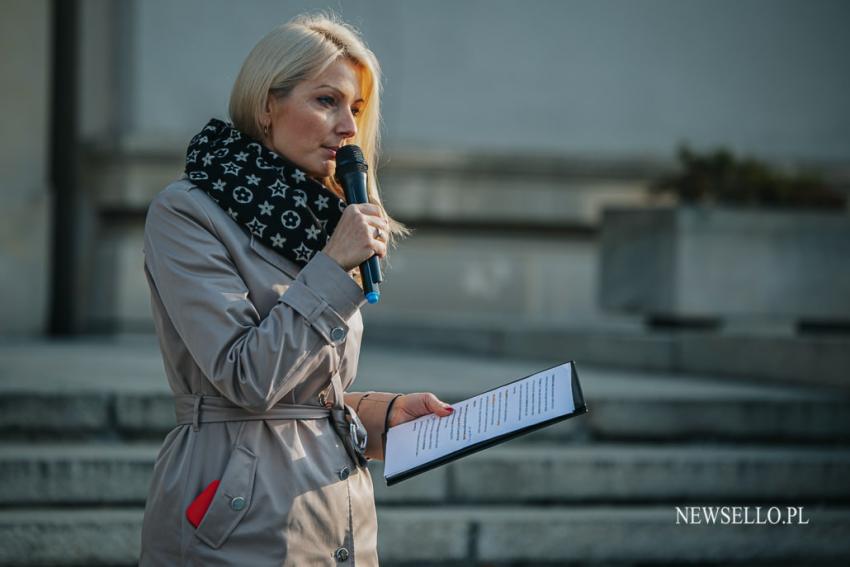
[387,393,453,428]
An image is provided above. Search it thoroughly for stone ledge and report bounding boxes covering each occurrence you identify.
[471,506,850,563]
[365,319,850,390]
[2,340,849,442]
[0,445,157,505]
[3,377,849,445]
[5,506,847,565]
[448,445,850,503]
[0,508,142,566]
[3,443,849,506]
[0,393,111,435]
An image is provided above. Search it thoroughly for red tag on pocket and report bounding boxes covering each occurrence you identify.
[186,479,220,528]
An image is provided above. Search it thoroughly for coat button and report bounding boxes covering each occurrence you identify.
[330,327,346,341]
[338,466,350,481]
[335,547,350,562]
[230,496,246,511]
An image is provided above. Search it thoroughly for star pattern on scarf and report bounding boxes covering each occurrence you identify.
[293,242,313,263]
[305,225,321,240]
[246,217,267,237]
[269,179,288,198]
[259,201,274,216]
[221,162,241,176]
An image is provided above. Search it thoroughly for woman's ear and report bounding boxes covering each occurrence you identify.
[258,94,278,139]
[260,95,273,128]
[263,91,274,115]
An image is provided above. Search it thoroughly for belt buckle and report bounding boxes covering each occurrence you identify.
[348,412,368,453]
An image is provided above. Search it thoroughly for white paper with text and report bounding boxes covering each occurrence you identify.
[384,362,575,480]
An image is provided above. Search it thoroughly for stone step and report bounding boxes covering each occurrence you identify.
[363,318,850,390]
[357,345,850,444]
[2,506,849,566]
[439,444,850,504]
[378,506,850,565]
[3,443,849,507]
[2,342,848,443]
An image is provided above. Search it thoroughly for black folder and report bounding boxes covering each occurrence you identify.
[384,360,587,486]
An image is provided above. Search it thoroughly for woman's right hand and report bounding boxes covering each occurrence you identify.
[322,203,389,271]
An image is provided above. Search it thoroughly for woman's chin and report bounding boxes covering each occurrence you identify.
[314,161,335,179]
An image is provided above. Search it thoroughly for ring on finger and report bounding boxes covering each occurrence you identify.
[373,226,383,241]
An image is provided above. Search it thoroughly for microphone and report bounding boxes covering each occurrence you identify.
[335,145,383,304]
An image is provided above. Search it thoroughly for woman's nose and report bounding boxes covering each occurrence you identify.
[336,108,357,140]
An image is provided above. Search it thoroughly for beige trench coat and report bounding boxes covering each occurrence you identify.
[139,178,397,566]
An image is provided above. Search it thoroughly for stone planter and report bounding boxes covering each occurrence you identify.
[599,207,850,328]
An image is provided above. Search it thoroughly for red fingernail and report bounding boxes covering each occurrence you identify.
[446,406,454,413]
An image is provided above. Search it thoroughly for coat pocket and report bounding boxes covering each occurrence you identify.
[194,445,258,549]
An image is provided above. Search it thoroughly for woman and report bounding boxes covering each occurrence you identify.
[139,14,452,566]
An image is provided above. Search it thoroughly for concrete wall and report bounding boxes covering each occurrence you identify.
[119,0,850,162]
[0,0,52,335]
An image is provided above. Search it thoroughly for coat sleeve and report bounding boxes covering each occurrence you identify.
[344,392,401,460]
[143,186,366,412]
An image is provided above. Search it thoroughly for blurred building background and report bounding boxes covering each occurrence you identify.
[1,0,849,565]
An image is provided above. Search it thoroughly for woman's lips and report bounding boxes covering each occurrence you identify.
[322,146,337,158]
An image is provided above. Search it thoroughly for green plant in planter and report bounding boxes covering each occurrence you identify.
[651,145,846,210]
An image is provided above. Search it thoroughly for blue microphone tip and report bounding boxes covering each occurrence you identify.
[365,291,380,304]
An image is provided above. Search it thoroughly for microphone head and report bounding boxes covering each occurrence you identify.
[335,145,368,178]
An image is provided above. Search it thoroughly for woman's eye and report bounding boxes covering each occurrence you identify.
[317,96,336,107]
[351,107,361,117]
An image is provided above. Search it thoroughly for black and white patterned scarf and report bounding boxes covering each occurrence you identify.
[184,118,346,267]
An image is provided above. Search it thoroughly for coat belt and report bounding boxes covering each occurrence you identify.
[173,391,369,467]
[174,394,331,429]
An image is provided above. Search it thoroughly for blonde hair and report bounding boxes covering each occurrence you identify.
[229,12,410,261]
